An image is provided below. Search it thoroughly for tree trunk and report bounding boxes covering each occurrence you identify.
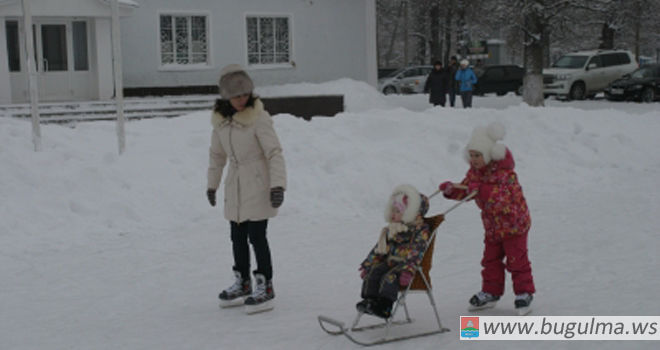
[598,22,615,50]
[429,1,441,62]
[384,1,405,67]
[403,0,409,65]
[522,11,545,107]
[443,1,453,65]
[634,0,641,63]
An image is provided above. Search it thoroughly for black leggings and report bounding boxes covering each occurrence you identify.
[230,220,272,280]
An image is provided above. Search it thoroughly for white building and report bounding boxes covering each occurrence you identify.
[0,0,377,104]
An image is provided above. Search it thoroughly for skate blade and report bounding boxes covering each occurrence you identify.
[245,300,274,315]
[468,301,497,312]
[219,297,245,308]
[517,306,532,316]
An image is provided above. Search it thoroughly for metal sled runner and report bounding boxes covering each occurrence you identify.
[318,191,476,346]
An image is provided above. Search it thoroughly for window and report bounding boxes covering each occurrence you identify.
[72,21,89,71]
[159,14,208,66]
[403,68,420,77]
[588,55,602,68]
[601,53,628,67]
[615,53,631,65]
[5,20,20,72]
[246,15,290,65]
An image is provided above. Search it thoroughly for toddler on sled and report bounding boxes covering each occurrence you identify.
[357,184,432,319]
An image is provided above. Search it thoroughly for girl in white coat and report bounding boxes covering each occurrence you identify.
[207,64,286,314]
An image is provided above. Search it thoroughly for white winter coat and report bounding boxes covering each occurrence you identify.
[207,99,287,223]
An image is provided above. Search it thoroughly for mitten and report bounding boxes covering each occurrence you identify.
[270,187,284,208]
[467,182,480,194]
[206,189,216,207]
[399,271,413,287]
[439,181,453,195]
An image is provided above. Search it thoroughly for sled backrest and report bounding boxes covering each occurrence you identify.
[409,214,444,291]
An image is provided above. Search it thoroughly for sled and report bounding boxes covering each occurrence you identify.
[318,191,476,346]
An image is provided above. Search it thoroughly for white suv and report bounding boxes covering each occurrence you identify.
[543,50,638,100]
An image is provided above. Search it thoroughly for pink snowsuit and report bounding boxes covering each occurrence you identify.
[444,148,535,296]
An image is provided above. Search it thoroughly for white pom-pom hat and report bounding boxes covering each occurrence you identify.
[464,122,507,164]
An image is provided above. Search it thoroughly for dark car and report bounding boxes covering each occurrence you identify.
[474,65,525,96]
[604,64,660,102]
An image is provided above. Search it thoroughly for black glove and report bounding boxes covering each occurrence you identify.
[207,189,216,207]
[270,187,284,208]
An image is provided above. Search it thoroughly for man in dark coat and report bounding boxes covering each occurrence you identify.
[424,61,449,107]
[447,56,459,107]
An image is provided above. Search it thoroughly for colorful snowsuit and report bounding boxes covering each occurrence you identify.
[444,148,535,296]
[360,193,431,302]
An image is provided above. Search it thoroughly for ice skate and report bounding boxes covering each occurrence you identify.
[515,293,533,316]
[218,271,251,308]
[244,273,274,314]
[467,291,500,311]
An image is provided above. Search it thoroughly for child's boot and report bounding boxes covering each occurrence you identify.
[244,273,275,314]
[468,291,500,311]
[219,271,251,308]
[370,297,393,319]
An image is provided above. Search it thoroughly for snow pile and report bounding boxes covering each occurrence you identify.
[256,78,390,112]
[1,79,660,349]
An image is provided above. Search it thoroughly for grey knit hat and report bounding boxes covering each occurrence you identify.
[218,64,254,99]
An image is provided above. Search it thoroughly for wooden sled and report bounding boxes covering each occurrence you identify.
[318,191,476,346]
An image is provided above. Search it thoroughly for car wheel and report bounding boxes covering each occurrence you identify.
[569,82,586,100]
[496,91,507,96]
[383,86,397,95]
[641,87,655,103]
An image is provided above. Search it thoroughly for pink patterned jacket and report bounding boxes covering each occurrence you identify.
[444,148,531,240]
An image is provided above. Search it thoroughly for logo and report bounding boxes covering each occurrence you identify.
[461,316,480,338]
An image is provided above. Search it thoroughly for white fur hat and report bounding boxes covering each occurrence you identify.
[218,64,254,99]
[464,122,507,164]
[460,59,469,67]
[384,184,422,224]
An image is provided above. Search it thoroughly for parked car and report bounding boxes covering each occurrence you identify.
[604,64,660,102]
[378,66,433,95]
[543,50,638,100]
[474,65,525,96]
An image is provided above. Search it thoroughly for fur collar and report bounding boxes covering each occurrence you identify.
[211,99,264,129]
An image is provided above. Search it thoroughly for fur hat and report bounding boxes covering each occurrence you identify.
[460,59,469,67]
[218,64,254,99]
[464,122,507,164]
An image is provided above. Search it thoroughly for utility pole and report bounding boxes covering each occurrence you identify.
[111,0,126,154]
[21,0,41,151]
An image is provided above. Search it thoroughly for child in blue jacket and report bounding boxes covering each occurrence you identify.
[455,59,478,108]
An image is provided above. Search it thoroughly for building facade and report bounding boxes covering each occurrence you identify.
[0,0,377,103]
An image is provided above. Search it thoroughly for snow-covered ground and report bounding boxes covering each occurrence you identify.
[1,80,659,350]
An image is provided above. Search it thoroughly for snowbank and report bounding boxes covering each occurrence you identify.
[1,79,659,349]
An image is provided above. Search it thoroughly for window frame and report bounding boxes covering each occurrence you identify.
[157,11,213,71]
[244,12,294,70]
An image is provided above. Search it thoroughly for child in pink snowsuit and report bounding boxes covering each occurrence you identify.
[439,122,535,312]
